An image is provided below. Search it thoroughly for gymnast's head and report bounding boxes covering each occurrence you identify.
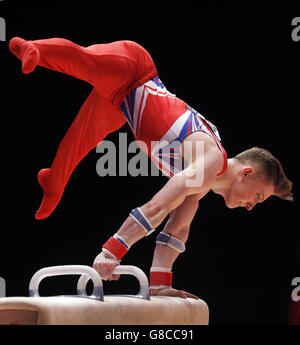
[214,147,293,210]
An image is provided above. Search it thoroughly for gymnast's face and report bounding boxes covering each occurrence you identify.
[224,167,274,210]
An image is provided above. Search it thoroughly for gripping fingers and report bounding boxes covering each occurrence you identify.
[92,252,120,281]
[109,274,121,281]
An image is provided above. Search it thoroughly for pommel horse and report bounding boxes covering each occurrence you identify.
[0,265,209,325]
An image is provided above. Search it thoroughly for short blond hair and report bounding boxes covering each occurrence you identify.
[234,147,293,201]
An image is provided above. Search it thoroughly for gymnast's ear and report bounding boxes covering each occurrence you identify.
[241,167,254,180]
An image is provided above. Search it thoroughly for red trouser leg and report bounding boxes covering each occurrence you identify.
[9,37,156,219]
[9,37,156,105]
[36,88,126,219]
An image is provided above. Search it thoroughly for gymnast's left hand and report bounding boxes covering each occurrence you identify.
[150,287,200,300]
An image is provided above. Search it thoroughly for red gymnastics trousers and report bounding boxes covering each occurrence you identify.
[9,37,158,219]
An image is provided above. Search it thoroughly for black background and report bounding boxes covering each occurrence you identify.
[0,0,299,325]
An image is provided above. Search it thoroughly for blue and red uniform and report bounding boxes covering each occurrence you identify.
[9,37,227,219]
[121,76,227,177]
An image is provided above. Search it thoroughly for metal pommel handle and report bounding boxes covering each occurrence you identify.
[77,265,150,300]
[113,265,150,300]
[29,265,104,301]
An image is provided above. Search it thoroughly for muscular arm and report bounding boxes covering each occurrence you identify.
[116,171,196,246]
[151,193,202,270]
[94,133,224,280]
[117,133,223,246]
[149,193,205,299]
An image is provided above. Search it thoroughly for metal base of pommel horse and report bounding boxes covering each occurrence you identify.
[0,265,209,325]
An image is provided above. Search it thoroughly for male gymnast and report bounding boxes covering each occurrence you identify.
[9,37,293,299]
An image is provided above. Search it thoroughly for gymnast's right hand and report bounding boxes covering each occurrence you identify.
[92,251,121,281]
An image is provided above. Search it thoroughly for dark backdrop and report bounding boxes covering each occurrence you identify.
[0,1,299,324]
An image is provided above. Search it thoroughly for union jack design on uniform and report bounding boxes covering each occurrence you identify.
[121,76,227,177]
[121,77,175,137]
